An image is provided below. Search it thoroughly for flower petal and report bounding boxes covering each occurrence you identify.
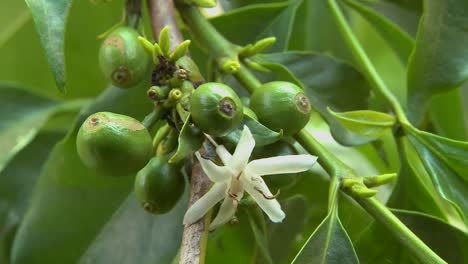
[216,145,232,165]
[183,182,228,225]
[195,152,232,182]
[241,173,285,223]
[209,196,238,230]
[230,126,255,174]
[247,155,318,176]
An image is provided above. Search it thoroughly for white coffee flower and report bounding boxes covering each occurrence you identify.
[183,126,318,230]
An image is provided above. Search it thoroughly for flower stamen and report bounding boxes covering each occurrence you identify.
[255,187,281,200]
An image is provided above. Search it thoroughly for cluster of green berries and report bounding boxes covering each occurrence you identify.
[76,26,313,215]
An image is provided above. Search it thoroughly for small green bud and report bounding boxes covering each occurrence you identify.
[147,86,169,101]
[351,185,378,198]
[170,40,191,62]
[158,26,171,57]
[138,36,154,56]
[239,37,276,57]
[222,59,241,73]
[191,0,217,7]
[363,173,397,188]
[244,59,271,73]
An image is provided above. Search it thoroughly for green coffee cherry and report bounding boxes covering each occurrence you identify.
[250,81,311,136]
[99,27,151,89]
[76,112,153,176]
[190,82,244,136]
[252,140,299,189]
[135,154,185,214]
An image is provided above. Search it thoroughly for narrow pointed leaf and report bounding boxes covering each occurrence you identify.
[25,0,73,92]
[293,211,359,264]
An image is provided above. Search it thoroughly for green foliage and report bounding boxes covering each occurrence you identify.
[24,0,72,92]
[407,0,468,124]
[355,210,468,264]
[293,208,359,264]
[1,0,467,263]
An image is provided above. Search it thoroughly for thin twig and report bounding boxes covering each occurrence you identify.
[146,1,210,263]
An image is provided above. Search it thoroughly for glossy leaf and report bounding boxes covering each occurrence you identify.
[344,0,414,63]
[79,192,186,264]
[11,84,153,264]
[25,0,72,92]
[255,51,373,146]
[356,210,468,264]
[406,0,468,124]
[0,84,85,174]
[292,209,359,264]
[222,110,282,147]
[406,127,468,221]
[169,115,204,164]
[387,138,447,219]
[328,108,395,139]
[211,0,298,50]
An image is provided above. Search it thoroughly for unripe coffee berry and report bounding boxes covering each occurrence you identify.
[135,155,185,214]
[76,112,153,176]
[250,81,311,136]
[99,27,151,89]
[190,82,243,136]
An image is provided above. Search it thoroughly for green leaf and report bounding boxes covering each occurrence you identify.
[0,0,122,99]
[255,51,373,146]
[25,0,72,92]
[385,0,422,13]
[267,195,308,264]
[292,209,359,264]
[387,138,447,219]
[11,84,153,264]
[222,111,282,147]
[344,0,414,63]
[0,132,64,222]
[406,0,468,124]
[355,210,468,264]
[210,0,298,50]
[406,127,468,222]
[247,208,273,264]
[430,89,467,141]
[327,108,396,139]
[288,0,354,63]
[169,115,204,164]
[0,84,85,174]
[79,192,186,264]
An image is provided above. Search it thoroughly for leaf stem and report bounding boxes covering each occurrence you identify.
[326,0,410,126]
[178,5,446,264]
